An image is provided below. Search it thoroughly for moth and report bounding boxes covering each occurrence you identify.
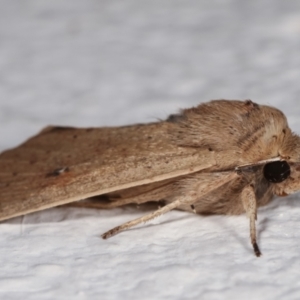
[0,100,299,257]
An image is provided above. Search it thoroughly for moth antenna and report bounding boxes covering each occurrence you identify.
[235,157,281,171]
[241,184,261,257]
[102,199,184,239]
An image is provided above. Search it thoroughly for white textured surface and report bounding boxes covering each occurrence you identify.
[1,1,300,299]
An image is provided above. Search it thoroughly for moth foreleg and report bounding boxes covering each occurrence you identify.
[102,171,238,239]
[241,184,261,257]
[101,198,185,239]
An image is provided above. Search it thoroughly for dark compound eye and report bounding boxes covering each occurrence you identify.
[263,161,291,183]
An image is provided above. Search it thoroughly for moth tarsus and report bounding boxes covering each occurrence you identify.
[1,99,300,257]
[102,226,121,239]
[253,242,261,257]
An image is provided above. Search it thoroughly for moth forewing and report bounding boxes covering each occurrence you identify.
[0,122,215,221]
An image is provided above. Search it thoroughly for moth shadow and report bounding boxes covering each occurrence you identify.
[2,202,173,225]
[4,196,294,249]
[1,206,100,225]
[212,214,270,256]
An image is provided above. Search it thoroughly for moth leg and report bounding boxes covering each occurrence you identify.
[241,184,261,257]
[102,171,238,239]
[102,198,190,239]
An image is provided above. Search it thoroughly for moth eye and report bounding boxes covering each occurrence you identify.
[263,161,291,183]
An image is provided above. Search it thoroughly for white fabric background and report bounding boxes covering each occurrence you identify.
[1,1,300,299]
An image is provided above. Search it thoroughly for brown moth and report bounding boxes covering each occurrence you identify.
[0,99,299,257]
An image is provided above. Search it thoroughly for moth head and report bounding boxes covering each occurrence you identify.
[269,132,300,195]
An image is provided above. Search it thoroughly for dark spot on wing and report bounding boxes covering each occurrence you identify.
[46,167,70,177]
